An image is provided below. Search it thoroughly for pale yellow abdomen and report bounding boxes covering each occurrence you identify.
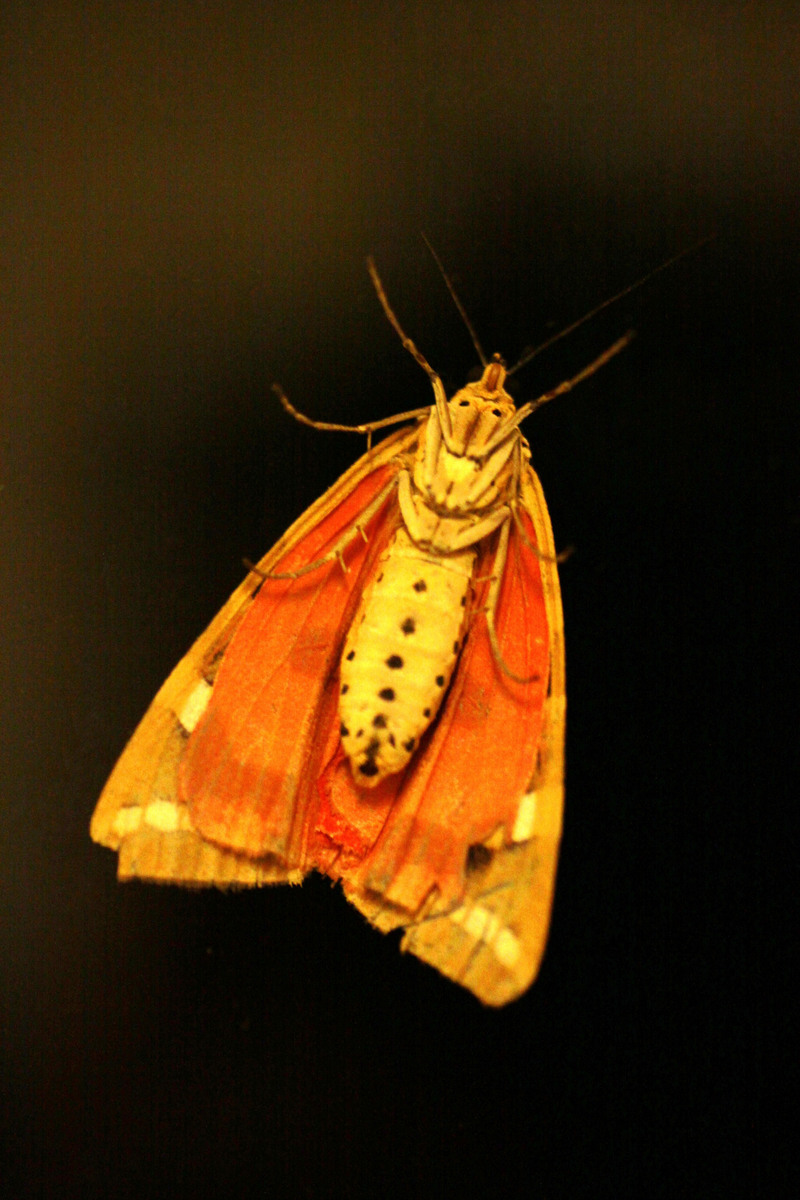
[339,528,475,785]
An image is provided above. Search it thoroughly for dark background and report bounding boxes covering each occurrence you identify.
[1,4,790,1197]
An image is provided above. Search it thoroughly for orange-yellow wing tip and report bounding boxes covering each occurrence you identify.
[89,610,298,886]
[91,426,419,888]
[400,841,559,1006]
[343,687,565,1005]
[402,691,564,1006]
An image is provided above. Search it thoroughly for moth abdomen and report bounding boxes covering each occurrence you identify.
[339,528,474,785]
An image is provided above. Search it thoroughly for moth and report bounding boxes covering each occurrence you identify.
[91,255,630,1005]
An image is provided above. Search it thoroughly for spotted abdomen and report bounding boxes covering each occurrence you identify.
[339,527,475,786]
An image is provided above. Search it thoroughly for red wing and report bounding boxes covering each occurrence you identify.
[319,504,550,913]
[180,465,401,866]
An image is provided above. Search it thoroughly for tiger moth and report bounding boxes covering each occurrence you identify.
[90,256,630,1005]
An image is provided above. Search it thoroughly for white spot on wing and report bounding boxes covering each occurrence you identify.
[112,806,142,837]
[449,903,522,969]
[512,790,537,842]
[143,799,190,832]
[178,679,213,733]
[493,926,523,970]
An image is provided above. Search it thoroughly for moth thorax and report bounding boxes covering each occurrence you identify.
[338,528,475,787]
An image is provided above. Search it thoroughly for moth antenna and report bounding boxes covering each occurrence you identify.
[367,257,440,385]
[421,233,488,368]
[507,233,716,378]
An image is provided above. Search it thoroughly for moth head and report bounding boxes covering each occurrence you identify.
[445,354,518,455]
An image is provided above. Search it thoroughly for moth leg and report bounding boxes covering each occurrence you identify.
[264,476,399,580]
[510,503,572,564]
[482,517,543,686]
[508,443,570,564]
[480,332,635,456]
[420,234,488,368]
[272,384,429,440]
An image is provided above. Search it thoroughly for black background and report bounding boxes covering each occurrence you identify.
[1,5,790,1197]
